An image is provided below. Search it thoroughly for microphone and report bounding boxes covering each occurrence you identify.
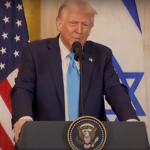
[72,41,84,117]
[72,42,84,61]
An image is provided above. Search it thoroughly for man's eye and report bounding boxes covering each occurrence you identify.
[83,23,88,27]
[70,22,76,25]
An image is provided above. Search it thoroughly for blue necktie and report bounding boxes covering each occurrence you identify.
[67,52,80,121]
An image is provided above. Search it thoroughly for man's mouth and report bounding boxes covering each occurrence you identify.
[73,37,81,41]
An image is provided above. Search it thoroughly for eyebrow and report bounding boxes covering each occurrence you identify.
[70,20,90,24]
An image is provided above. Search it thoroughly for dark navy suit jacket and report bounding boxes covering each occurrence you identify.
[11,34,139,126]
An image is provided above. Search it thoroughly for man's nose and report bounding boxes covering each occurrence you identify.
[76,24,82,34]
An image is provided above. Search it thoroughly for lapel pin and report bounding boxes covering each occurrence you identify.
[89,58,93,62]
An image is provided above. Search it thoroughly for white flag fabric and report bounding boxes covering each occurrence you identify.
[87,0,148,125]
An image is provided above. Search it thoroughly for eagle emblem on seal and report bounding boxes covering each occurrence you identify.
[76,123,99,149]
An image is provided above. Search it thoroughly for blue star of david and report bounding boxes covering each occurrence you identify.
[106,55,146,121]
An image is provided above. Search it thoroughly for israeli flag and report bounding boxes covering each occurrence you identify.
[87,0,148,125]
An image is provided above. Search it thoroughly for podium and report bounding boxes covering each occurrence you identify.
[16,121,149,150]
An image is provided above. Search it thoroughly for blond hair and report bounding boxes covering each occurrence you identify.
[56,0,97,23]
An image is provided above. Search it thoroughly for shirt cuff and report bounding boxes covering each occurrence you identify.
[126,119,138,122]
[19,116,33,121]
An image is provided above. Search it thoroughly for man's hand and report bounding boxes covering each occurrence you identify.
[14,118,32,142]
[127,119,148,130]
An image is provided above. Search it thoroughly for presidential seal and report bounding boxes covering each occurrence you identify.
[68,116,107,150]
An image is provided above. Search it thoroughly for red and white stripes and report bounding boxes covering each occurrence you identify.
[0,68,19,150]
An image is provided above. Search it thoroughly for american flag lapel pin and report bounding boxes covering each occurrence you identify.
[89,57,93,62]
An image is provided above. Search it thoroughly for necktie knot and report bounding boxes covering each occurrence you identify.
[68,52,76,68]
[68,52,74,60]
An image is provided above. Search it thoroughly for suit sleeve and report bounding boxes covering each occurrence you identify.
[103,49,139,121]
[11,44,35,126]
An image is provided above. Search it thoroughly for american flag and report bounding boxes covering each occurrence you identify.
[0,0,29,149]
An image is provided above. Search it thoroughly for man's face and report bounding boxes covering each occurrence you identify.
[56,9,93,51]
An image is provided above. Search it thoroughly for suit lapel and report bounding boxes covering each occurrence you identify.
[46,35,65,114]
[83,43,96,102]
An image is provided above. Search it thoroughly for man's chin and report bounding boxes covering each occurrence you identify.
[70,39,84,49]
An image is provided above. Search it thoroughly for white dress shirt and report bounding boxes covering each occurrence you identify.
[19,37,137,122]
[59,37,80,121]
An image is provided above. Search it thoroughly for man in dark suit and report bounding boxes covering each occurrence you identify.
[11,0,139,143]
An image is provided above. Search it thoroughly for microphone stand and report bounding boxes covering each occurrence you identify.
[79,52,84,116]
[73,44,84,117]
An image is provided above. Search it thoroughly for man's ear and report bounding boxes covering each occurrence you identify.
[56,18,63,32]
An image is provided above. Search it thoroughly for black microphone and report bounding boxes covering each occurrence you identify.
[72,41,84,117]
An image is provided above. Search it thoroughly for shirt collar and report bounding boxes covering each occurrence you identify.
[59,36,70,60]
